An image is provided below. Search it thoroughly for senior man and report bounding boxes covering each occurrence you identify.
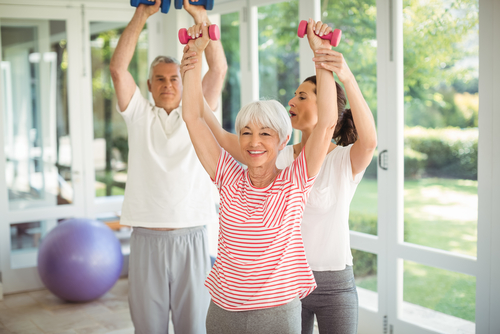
[109,0,227,333]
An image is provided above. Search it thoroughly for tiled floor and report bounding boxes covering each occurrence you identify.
[0,278,136,334]
[0,279,318,334]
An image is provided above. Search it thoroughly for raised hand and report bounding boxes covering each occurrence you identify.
[186,22,211,54]
[137,0,161,17]
[313,49,354,84]
[306,19,333,52]
[183,0,210,24]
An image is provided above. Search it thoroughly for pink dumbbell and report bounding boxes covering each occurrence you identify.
[297,20,342,47]
[178,24,220,45]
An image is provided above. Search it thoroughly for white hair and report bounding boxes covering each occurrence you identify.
[148,56,180,81]
[235,100,292,145]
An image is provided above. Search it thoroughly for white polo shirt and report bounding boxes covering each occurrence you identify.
[117,86,218,228]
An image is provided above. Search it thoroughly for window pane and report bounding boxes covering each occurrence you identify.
[258,0,299,117]
[322,0,378,235]
[403,0,479,256]
[403,260,475,332]
[2,20,72,210]
[353,250,378,311]
[220,12,240,133]
[10,219,62,269]
[90,22,148,198]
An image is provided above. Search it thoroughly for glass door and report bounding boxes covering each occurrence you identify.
[0,5,85,294]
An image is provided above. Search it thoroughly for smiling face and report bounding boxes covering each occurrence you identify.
[288,81,318,132]
[147,62,182,113]
[239,122,287,170]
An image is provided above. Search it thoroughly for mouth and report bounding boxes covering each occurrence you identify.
[289,110,297,117]
[247,150,266,156]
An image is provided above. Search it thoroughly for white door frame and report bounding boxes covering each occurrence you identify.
[0,3,85,294]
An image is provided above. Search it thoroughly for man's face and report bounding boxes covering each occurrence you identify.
[148,62,182,113]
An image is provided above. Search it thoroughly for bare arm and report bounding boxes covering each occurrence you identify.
[184,0,228,110]
[182,23,221,179]
[110,0,160,112]
[314,50,377,178]
[181,47,244,163]
[304,20,338,178]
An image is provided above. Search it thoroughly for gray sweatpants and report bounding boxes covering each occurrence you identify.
[206,296,301,334]
[128,226,211,334]
[301,266,358,334]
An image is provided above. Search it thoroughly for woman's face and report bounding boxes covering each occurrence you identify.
[288,81,318,132]
[239,121,286,170]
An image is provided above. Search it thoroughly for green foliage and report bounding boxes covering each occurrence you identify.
[363,127,477,180]
[404,147,427,178]
[220,13,241,132]
[405,126,478,179]
[350,213,377,278]
[257,0,300,107]
[322,0,378,119]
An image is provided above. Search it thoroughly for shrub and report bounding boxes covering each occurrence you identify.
[362,127,478,180]
[350,213,377,277]
[405,126,478,180]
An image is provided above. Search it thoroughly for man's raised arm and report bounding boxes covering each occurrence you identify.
[110,0,160,112]
[184,0,228,111]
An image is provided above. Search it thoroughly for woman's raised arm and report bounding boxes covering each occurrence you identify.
[181,22,221,180]
[304,19,339,178]
[313,50,377,178]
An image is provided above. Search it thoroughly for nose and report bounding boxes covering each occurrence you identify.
[288,97,295,107]
[249,134,261,147]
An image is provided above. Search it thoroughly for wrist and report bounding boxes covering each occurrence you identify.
[193,14,211,25]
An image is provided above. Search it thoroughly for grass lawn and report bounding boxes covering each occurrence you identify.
[350,177,477,322]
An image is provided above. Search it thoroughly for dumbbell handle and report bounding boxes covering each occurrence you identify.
[178,25,220,45]
[297,20,342,47]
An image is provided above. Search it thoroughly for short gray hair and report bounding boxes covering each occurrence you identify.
[148,56,180,81]
[235,100,292,145]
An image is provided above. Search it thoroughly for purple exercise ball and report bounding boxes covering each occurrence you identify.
[37,218,123,302]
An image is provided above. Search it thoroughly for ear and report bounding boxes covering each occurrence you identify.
[147,80,152,92]
[279,135,290,151]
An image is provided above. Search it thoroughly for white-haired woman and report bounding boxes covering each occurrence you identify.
[181,20,337,333]
[183,19,376,333]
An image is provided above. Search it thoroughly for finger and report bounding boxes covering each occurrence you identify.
[323,24,332,36]
[306,18,316,38]
[201,21,209,41]
[319,23,329,37]
[314,21,323,35]
[196,23,203,38]
[315,49,339,56]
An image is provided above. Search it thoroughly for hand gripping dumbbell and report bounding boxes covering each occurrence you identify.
[130,0,170,13]
[174,0,214,11]
[297,20,342,47]
[130,0,214,14]
[178,24,220,45]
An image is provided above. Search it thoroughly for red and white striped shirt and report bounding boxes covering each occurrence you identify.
[205,149,317,311]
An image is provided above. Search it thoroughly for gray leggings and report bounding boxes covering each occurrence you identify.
[301,267,358,334]
[206,296,301,334]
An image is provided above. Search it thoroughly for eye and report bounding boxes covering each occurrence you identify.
[299,97,305,100]
[261,132,271,136]
[242,131,251,135]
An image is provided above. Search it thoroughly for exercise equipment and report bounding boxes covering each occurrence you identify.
[175,0,214,11]
[130,0,170,14]
[37,218,123,302]
[297,20,342,47]
[178,24,220,44]
[130,0,214,14]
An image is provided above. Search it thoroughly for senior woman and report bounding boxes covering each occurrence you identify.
[181,19,337,334]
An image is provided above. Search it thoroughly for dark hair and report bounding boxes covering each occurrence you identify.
[303,75,357,146]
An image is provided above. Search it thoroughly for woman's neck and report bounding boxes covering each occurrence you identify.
[248,164,280,188]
